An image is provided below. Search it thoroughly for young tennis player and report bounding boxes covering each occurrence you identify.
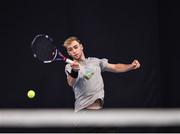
[63,36,140,112]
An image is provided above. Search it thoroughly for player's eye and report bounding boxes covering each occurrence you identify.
[67,48,72,52]
[74,45,79,49]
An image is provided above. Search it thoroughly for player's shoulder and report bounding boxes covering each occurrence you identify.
[87,57,100,61]
[88,57,108,62]
[87,57,102,63]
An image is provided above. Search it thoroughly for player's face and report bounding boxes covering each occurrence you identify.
[66,40,83,60]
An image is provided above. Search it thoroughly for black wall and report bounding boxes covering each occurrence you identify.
[0,0,180,109]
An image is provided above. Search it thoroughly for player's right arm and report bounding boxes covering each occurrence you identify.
[66,61,80,87]
[67,75,76,87]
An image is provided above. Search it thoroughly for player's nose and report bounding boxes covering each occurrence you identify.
[72,49,77,54]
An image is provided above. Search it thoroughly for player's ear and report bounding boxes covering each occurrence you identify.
[68,52,71,56]
[67,50,71,56]
[80,44,83,50]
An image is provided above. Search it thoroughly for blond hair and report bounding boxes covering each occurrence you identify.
[63,36,81,48]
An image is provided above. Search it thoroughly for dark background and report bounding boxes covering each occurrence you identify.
[0,0,180,111]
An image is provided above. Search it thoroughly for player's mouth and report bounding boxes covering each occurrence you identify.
[73,54,79,57]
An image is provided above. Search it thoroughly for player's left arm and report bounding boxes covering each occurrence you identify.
[104,59,140,73]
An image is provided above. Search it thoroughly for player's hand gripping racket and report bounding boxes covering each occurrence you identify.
[31,34,73,64]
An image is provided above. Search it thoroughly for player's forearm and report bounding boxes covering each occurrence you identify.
[114,63,134,73]
[67,75,76,87]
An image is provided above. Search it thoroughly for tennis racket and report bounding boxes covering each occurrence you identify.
[31,34,73,64]
[31,34,94,79]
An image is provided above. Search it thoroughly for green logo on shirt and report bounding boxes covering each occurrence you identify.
[83,68,94,79]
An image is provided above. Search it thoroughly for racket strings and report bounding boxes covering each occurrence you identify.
[32,36,56,62]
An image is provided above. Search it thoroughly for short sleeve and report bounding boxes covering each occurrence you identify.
[99,58,108,72]
[65,64,72,76]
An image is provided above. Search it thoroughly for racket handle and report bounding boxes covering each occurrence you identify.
[65,58,74,64]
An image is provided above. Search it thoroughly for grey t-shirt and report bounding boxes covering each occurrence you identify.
[65,57,108,112]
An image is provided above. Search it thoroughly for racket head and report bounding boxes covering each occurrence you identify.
[31,34,57,63]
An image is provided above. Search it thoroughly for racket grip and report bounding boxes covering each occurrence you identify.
[65,58,74,64]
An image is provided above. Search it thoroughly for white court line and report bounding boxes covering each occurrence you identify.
[0,109,180,127]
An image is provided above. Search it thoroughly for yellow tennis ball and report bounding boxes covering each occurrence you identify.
[27,90,35,99]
